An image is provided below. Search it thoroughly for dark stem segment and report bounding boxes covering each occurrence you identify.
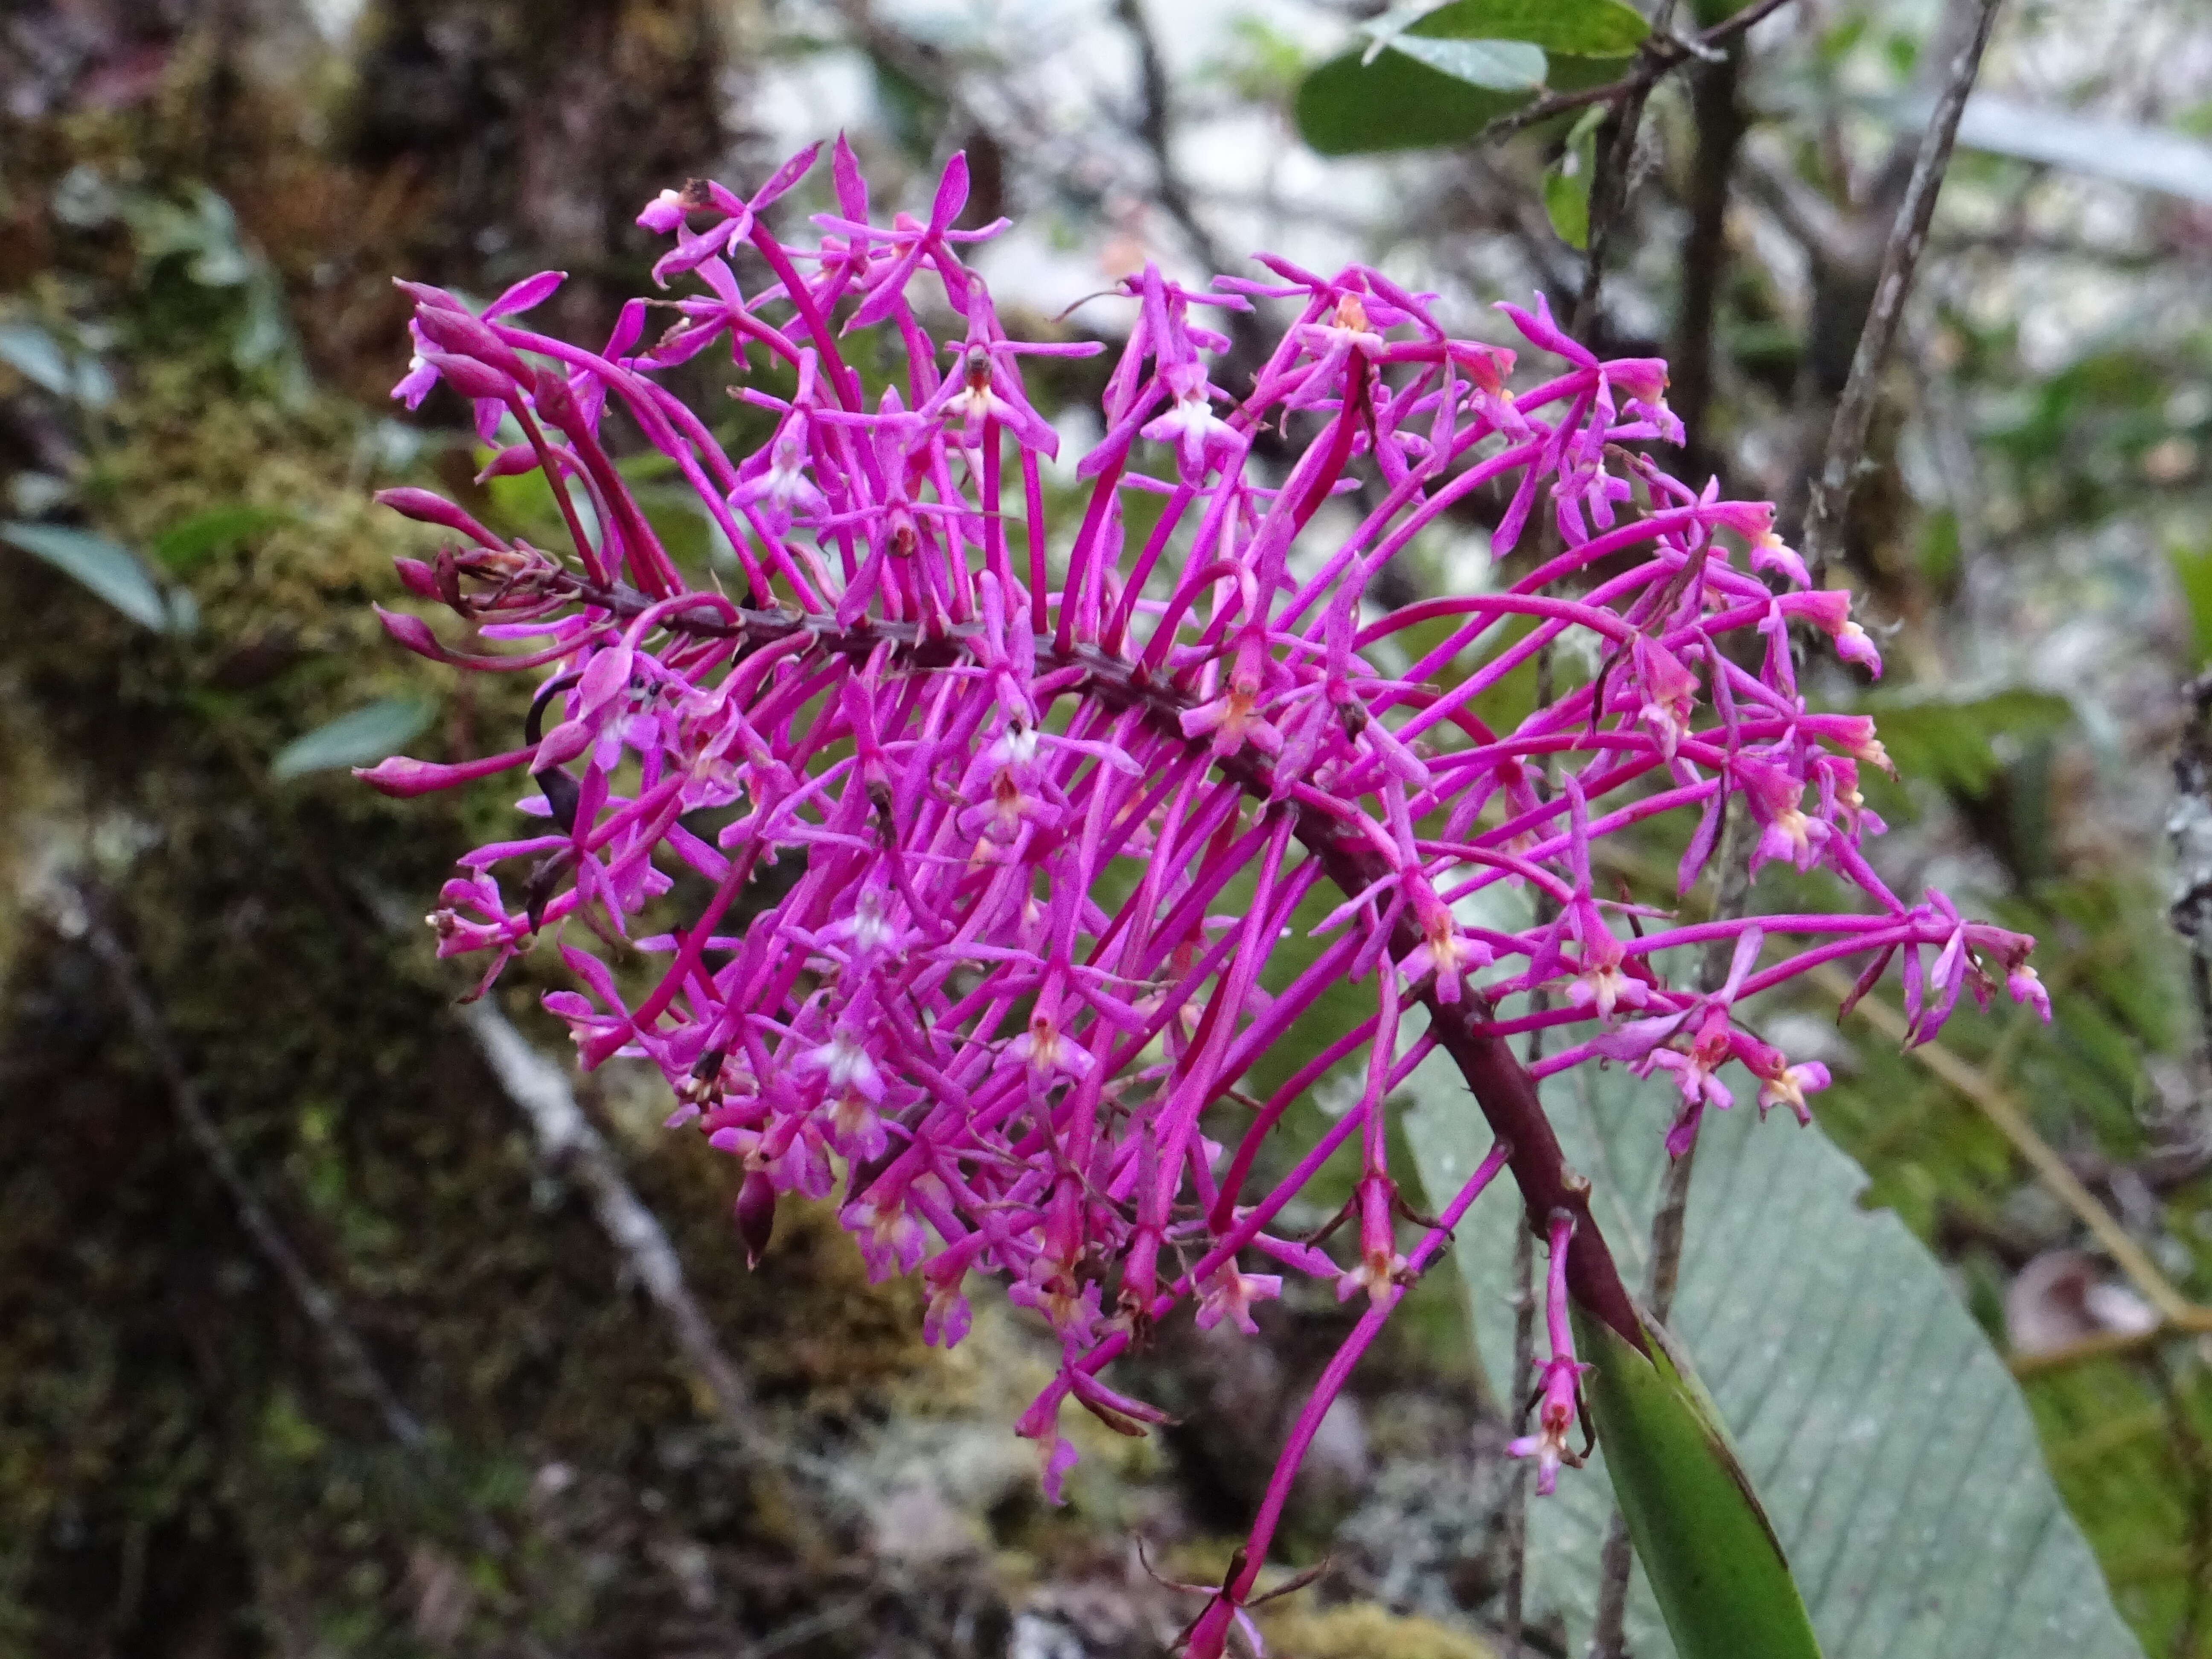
[1670,39,1748,482]
[1801,0,2002,582]
[1414,987,1644,1346]
[2170,672,2212,1135]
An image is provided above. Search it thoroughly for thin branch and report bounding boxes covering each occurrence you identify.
[1502,978,1557,1658]
[1113,0,1274,374]
[2159,1347,2212,1659]
[1586,1527,1639,1659]
[1501,1217,1536,1659]
[75,891,431,1453]
[2172,673,2212,1123]
[1801,0,2003,582]
[2008,1320,2197,1378]
[1901,312,1989,577]
[1467,0,1797,154]
[1585,815,1755,1656]
[1670,37,1749,478]
[735,1582,894,1659]
[1735,142,1861,269]
[1570,0,1678,342]
[1115,0,1223,274]
[462,1000,776,1450]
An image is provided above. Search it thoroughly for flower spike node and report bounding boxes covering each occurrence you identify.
[365,143,2047,1617]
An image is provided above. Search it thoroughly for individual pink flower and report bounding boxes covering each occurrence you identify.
[1196,1263,1283,1336]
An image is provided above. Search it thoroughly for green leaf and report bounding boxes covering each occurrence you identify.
[1574,1309,1821,1659]
[1406,1045,2145,1657]
[1299,38,1631,156]
[1363,0,1648,57]
[1,520,172,631]
[151,504,292,573]
[1385,35,1547,92]
[0,323,74,398]
[1543,105,1607,249]
[1297,48,1531,155]
[1853,687,2072,799]
[271,698,438,781]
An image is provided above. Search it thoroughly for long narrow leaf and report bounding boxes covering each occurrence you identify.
[1573,1306,1822,1659]
[272,698,438,780]
[1,521,171,631]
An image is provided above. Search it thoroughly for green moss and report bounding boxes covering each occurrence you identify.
[1260,1599,1497,1659]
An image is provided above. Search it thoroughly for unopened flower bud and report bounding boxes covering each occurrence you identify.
[418,349,515,403]
[391,556,440,599]
[375,487,508,549]
[734,1169,777,1268]
[410,305,533,384]
[374,605,446,661]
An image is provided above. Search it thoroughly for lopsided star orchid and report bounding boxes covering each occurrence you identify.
[363,140,2049,1654]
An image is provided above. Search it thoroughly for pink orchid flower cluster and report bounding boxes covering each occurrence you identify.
[362,140,2045,1651]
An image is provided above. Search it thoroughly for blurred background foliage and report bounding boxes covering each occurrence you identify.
[6,0,2212,1654]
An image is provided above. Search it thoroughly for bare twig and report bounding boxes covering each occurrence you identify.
[462,1001,774,1451]
[2171,674,2212,1120]
[2158,1347,2212,1659]
[1671,38,1749,478]
[1586,1526,1638,1658]
[1115,0,1222,275]
[736,1583,893,1659]
[1654,821,1757,1314]
[1467,0,1796,154]
[1585,817,1755,1656]
[1113,0,1274,374]
[1735,141,1861,268]
[1902,314,1988,577]
[1800,0,2003,582]
[2008,1320,2196,1377]
[1570,0,1677,341]
[1502,1219,1536,1659]
[75,893,431,1453]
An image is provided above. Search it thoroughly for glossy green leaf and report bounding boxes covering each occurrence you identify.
[1297,49,1530,155]
[1363,0,1648,57]
[1385,36,1546,92]
[1,520,172,631]
[1298,45,1629,156]
[1405,1043,2145,1658]
[271,698,438,781]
